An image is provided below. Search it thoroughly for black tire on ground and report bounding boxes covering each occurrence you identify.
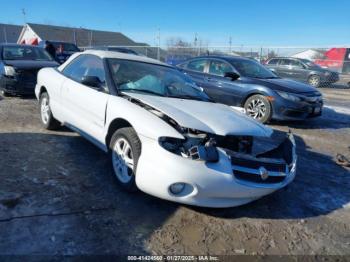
[244,94,272,124]
[308,75,321,88]
[109,127,141,192]
[1,90,10,97]
[39,92,61,130]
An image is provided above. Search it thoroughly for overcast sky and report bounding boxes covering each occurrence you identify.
[2,0,350,47]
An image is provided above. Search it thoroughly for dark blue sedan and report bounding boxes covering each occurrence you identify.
[177,56,323,123]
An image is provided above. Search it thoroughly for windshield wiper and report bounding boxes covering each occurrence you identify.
[167,95,207,101]
[119,88,164,96]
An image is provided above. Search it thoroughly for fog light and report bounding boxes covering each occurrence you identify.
[169,183,185,195]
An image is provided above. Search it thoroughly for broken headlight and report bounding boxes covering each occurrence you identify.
[159,136,219,162]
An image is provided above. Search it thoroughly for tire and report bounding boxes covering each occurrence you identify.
[39,92,61,130]
[308,75,321,87]
[109,127,141,192]
[244,94,272,124]
[1,90,10,97]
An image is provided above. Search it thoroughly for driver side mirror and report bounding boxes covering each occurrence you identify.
[224,72,240,81]
[81,76,103,89]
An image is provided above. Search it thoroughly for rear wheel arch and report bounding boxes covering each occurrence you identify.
[106,118,134,148]
[241,92,266,107]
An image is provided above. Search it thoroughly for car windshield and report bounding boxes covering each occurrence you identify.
[3,46,53,61]
[108,59,209,101]
[300,59,321,68]
[52,42,80,52]
[229,59,278,79]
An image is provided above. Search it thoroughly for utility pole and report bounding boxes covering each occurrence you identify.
[3,27,7,43]
[157,27,160,60]
[229,36,232,54]
[195,33,200,56]
[90,30,93,47]
[21,8,26,23]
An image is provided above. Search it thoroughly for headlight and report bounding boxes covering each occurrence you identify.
[4,66,16,76]
[277,91,301,102]
[159,136,218,162]
[324,71,331,76]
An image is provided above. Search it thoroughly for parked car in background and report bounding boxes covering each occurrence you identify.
[265,57,339,87]
[34,50,297,208]
[87,46,139,55]
[0,44,59,96]
[39,41,80,64]
[177,56,323,123]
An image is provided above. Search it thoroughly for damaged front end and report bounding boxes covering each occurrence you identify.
[127,94,297,186]
[159,130,297,185]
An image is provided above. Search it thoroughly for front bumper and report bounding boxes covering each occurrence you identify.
[0,76,36,95]
[272,96,323,121]
[321,73,339,84]
[135,134,296,208]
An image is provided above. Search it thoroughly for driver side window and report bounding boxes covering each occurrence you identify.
[62,55,106,87]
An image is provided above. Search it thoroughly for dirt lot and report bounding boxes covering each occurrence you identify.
[0,88,349,256]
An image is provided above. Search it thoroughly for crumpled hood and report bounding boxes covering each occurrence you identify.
[124,92,272,137]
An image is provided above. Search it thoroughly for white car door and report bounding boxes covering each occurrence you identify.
[60,54,110,147]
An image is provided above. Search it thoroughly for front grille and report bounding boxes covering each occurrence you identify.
[228,151,288,185]
[16,69,39,83]
[230,154,286,172]
[329,72,339,81]
[284,109,307,118]
[234,170,285,184]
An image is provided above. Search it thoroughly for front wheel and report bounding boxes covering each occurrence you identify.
[39,92,61,130]
[1,90,10,97]
[308,75,321,87]
[110,127,141,192]
[244,95,272,124]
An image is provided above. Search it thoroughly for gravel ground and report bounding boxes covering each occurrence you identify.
[0,88,349,256]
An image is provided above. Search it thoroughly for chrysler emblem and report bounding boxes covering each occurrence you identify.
[259,167,269,180]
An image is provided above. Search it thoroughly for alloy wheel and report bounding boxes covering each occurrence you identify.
[112,137,134,183]
[246,99,267,120]
[40,97,50,124]
[309,76,320,87]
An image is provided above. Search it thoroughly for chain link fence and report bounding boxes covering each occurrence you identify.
[82,45,350,88]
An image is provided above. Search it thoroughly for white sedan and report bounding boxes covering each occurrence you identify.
[35,50,297,208]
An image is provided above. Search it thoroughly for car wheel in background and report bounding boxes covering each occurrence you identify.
[39,92,61,130]
[1,90,10,97]
[308,75,321,87]
[110,127,141,192]
[244,94,272,124]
